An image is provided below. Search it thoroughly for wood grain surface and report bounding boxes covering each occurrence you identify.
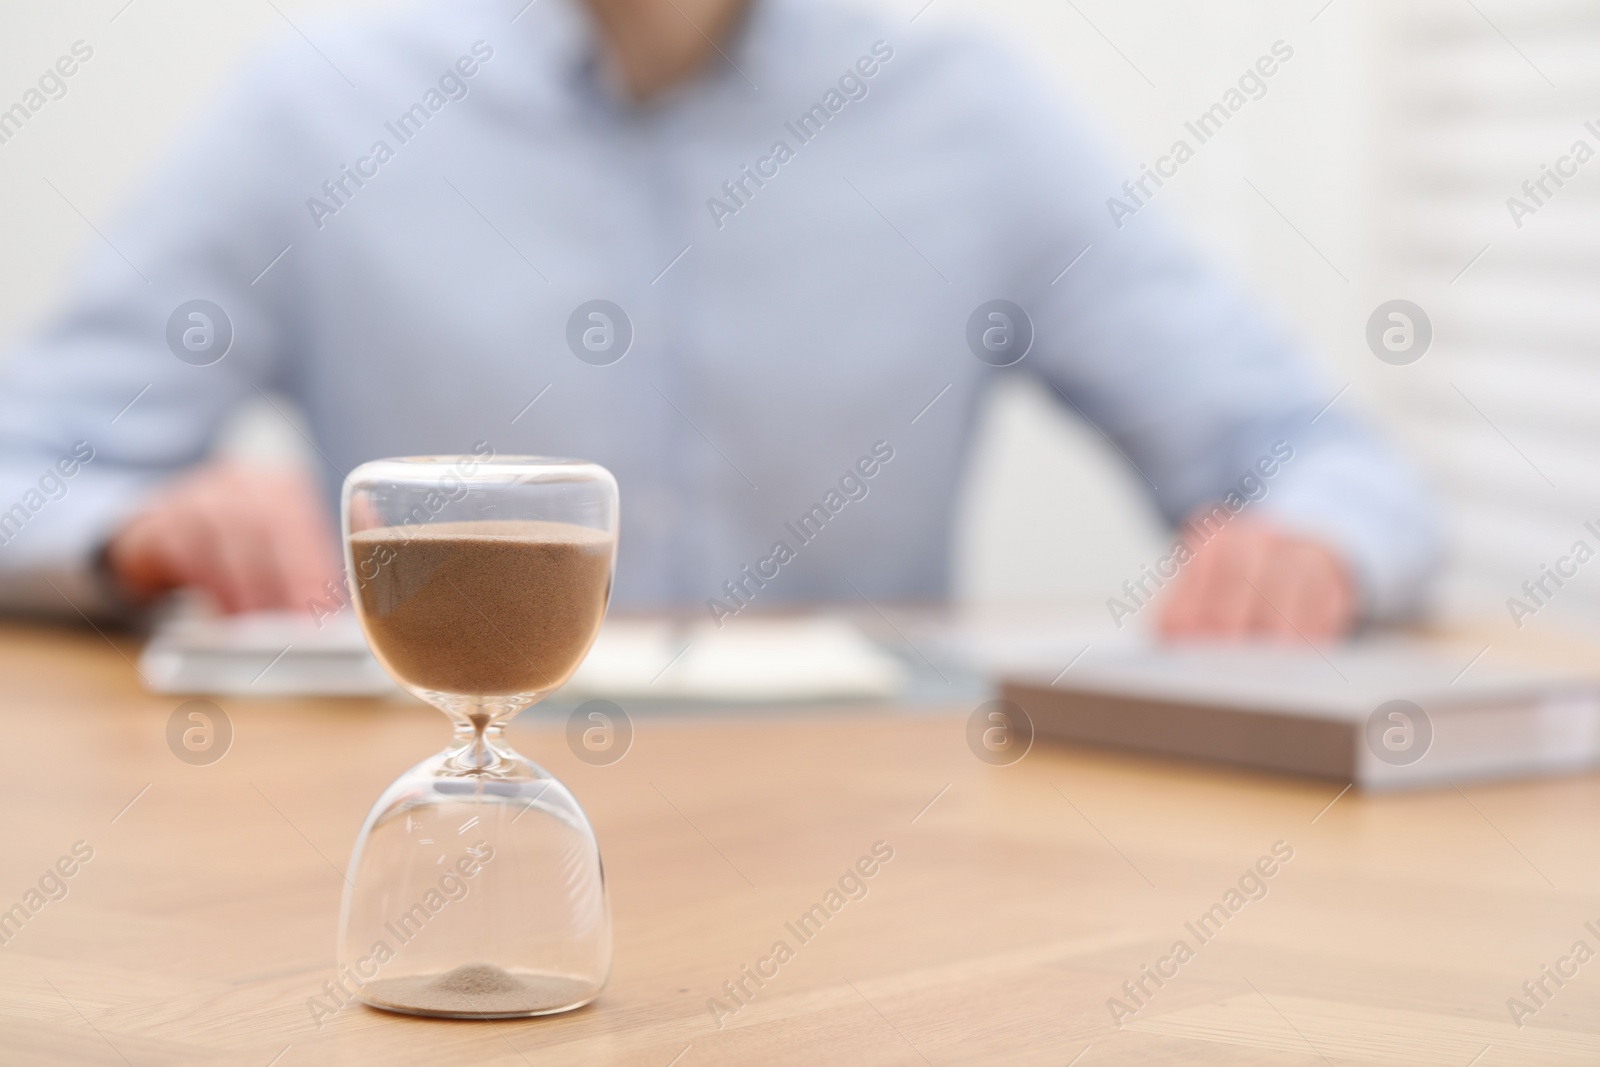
[1,622,1597,1065]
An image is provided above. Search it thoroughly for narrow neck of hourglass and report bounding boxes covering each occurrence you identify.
[445,710,519,773]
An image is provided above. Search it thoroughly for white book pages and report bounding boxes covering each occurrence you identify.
[139,609,907,702]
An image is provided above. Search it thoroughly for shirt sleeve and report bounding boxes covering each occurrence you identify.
[974,54,1444,621]
[0,45,320,617]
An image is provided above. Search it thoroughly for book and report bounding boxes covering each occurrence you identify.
[139,610,397,696]
[998,639,1600,790]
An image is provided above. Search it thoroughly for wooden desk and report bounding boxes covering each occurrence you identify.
[2,623,1598,1065]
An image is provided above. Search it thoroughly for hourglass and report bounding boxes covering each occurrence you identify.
[335,455,617,1019]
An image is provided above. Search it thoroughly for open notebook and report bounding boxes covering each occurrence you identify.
[138,610,907,702]
[999,640,1600,790]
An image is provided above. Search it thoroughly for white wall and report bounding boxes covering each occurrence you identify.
[0,0,1401,609]
[0,0,385,336]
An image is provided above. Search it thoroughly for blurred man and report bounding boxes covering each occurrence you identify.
[0,0,1439,639]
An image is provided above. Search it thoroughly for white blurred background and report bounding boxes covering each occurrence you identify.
[1,0,1595,631]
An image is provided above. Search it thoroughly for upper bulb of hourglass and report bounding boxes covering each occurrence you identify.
[348,515,614,772]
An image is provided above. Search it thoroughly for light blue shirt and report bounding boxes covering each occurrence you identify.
[0,0,1440,621]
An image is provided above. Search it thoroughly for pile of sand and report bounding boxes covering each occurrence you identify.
[362,962,593,1018]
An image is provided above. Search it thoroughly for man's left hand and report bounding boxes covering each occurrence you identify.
[1157,515,1357,642]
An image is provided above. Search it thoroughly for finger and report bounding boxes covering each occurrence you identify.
[1156,527,1213,637]
[1158,547,1219,638]
[1162,525,1236,638]
[196,491,286,613]
[196,473,296,614]
[1164,514,1269,639]
[1194,526,1271,638]
[1238,527,1306,640]
[140,503,236,610]
[1256,537,1356,642]
[164,477,279,614]
[1293,545,1355,640]
[105,512,181,600]
[267,484,343,614]
[1249,540,1308,643]
[106,476,220,604]
[178,505,255,613]
[1155,576,1198,638]
[246,484,335,614]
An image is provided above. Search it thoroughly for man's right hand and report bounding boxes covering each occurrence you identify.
[104,461,342,615]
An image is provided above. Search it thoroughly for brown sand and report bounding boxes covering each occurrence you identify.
[351,519,612,696]
[361,962,595,1017]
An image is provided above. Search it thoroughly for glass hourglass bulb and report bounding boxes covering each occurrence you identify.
[333,456,618,1019]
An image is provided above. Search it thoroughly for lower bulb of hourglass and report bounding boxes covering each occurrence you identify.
[333,749,611,1019]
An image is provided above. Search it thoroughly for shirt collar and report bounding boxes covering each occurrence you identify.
[511,0,781,112]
